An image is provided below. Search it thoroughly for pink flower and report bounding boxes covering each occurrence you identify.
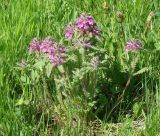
[29,36,66,66]
[65,23,74,39]
[93,27,101,35]
[48,51,65,66]
[125,39,142,52]
[86,16,95,25]
[64,13,101,40]
[75,13,100,35]
[29,38,40,53]
[76,18,84,28]
[39,37,55,53]
[58,46,66,53]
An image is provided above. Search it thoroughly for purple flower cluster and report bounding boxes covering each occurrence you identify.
[125,39,142,52]
[29,37,66,66]
[39,37,55,53]
[75,14,101,35]
[48,45,66,66]
[64,13,101,39]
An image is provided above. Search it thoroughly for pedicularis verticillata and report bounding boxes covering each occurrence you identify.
[16,13,144,120]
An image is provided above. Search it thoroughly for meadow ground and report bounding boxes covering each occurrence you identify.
[0,0,160,135]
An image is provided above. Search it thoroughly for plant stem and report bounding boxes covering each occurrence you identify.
[107,53,137,120]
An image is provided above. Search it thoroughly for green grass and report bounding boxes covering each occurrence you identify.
[0,0,160,135]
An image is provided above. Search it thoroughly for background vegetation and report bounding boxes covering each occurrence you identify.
[0,0,160,135]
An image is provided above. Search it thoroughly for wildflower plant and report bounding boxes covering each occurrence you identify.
[15,12,145,132]
[15,13,106,123]
[15,36,67,112]
[63,13,105,116]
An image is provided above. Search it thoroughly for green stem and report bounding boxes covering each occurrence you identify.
[121,22,126,42]
[107,53,137,120]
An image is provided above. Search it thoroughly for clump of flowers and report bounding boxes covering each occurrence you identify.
[64,13,101,48]
[29,37,66,66]
[125,39,142,52]
[39,37,55,53]
[48,46,66,66]
[75,13,101,35]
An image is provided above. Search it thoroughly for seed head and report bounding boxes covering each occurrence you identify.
[116,11,124,22]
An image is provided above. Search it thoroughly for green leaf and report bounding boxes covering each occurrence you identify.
[16,98,24,106]
[79,47,85,55]
[24,100,30,105]
[133,102,142,117]
[57,65,65,74]
[20,76,30,84]
[88,101,96,107]
[45,63,53,78]
[31,70,39,82]
[34,60,45,71]
[133,67,151,76]
[16,98,30,106]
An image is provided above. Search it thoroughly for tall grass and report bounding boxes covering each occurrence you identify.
[0,0,160,135]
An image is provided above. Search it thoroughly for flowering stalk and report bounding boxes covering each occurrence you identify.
[107,39,142,120]
[116,11,125,42]
[64,13,101,98]
[120,39,141,93]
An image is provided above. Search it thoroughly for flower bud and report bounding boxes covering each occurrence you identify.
[103,2,110,11]
[116,11,124,23]
[146,11,155,24]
